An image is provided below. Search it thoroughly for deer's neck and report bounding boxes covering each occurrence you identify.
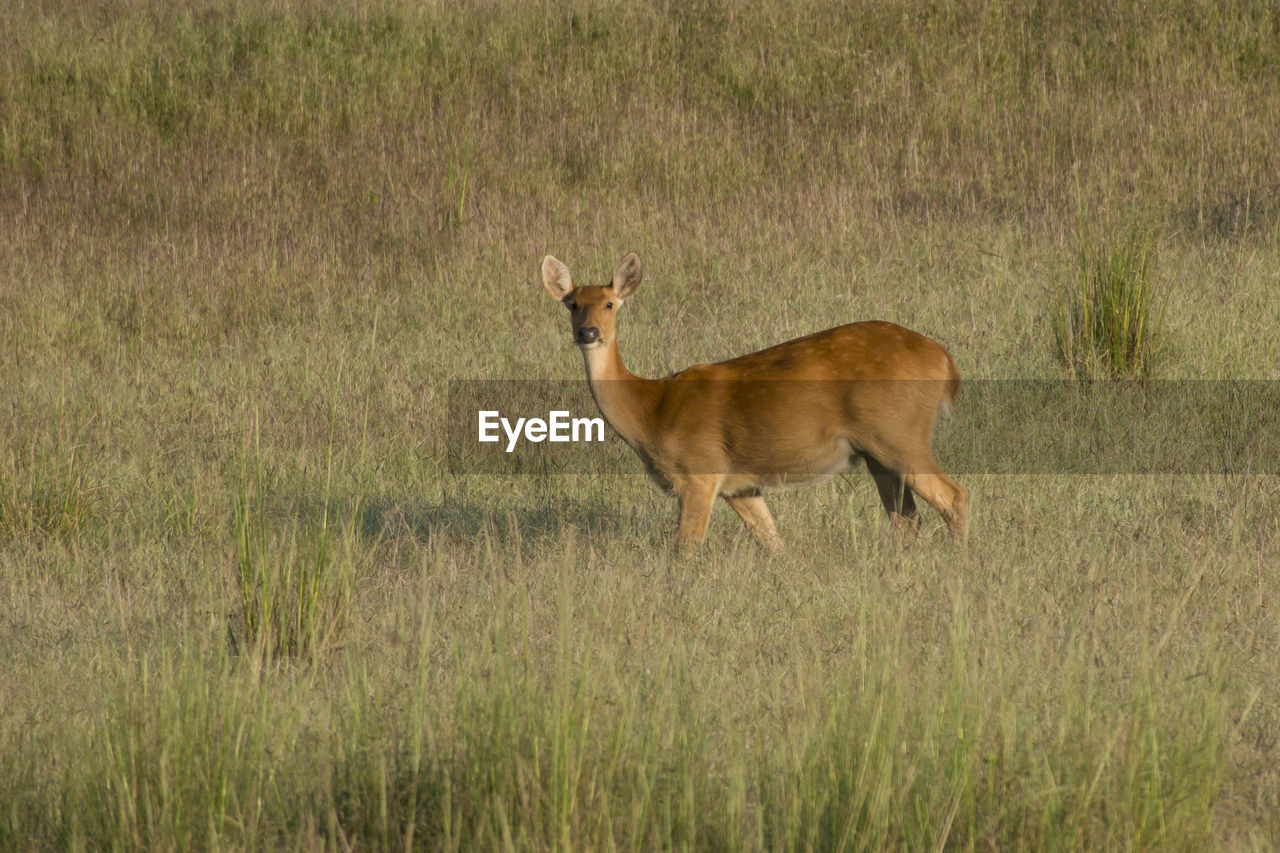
[580,341,661,451]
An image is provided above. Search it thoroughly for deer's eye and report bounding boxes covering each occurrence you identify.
[605,302,614,309]
[565,300,577,311]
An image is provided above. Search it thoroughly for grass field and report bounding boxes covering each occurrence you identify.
[2,0,1280,848]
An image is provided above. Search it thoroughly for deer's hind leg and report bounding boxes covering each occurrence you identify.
[724,492,783,554]
[903,462,968,542]
[863,426,968,542]
[865,456,921,535]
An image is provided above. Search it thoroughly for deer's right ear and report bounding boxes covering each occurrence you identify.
[542,255,574,300]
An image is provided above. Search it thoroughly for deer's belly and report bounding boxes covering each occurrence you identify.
[721,439,859,493]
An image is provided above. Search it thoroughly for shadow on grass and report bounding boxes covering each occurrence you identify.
[231,471,641,554]
[357,494,630,544]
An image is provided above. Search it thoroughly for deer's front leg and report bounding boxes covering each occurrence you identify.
[674,475,721,554]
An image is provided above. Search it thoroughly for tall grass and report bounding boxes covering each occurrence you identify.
[0,554,1240,849]
[232,466,361,660]
[1055,227,1165,379]
[70,648,282,849]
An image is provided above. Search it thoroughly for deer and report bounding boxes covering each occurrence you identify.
[541,252,969,554]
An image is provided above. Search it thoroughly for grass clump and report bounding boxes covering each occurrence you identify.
[232,468,360,661]
[1056,227,1165,379]
[0,441,92,541]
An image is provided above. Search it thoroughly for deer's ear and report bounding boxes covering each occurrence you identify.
[542,255,574,300]
[611,253,642,300]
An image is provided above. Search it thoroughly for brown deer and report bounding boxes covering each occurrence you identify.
[542,252,968,553]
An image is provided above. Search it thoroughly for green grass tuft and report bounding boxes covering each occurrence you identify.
[231,468,360,661]
[1056,227,1166,379]
[0,440,92,541]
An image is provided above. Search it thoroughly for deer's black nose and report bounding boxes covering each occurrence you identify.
[577,326,600,344]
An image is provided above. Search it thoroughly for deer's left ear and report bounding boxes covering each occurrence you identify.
[611,253,642,300]
[542,255,574,300]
